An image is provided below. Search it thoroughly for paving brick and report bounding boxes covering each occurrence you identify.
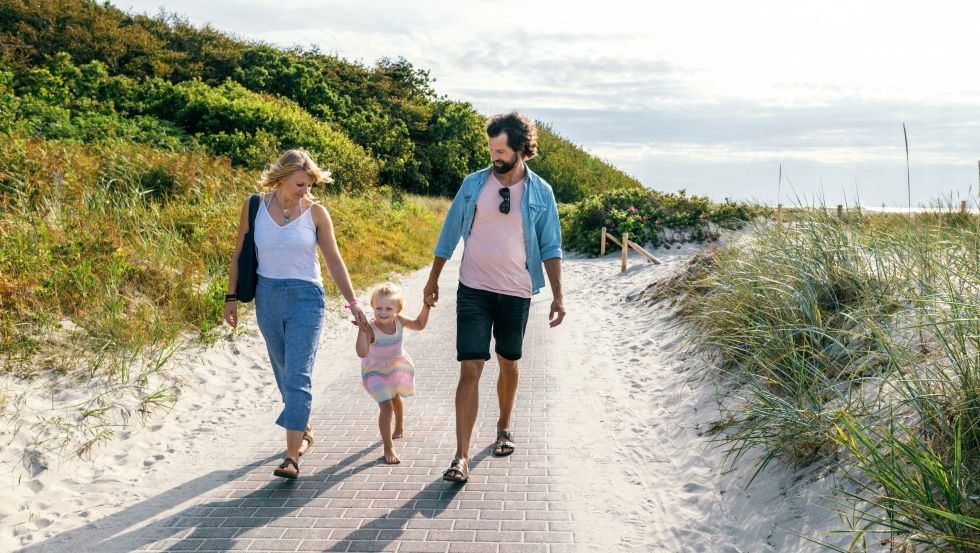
[499,544,548,553]
[394,541,449,553]
[447,544,498,553]
[247,538,301,550]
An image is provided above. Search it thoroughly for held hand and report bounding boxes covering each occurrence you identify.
[423,281,439,307]
[548,299,566,328]
[349,304,367,327]
[223,302,238,328]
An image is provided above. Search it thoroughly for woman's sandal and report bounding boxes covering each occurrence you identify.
[442,458,469,482]
[273,457,299,479]
[493,429,515,457]
[298,427,314,457]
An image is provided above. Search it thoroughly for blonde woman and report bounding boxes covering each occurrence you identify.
[224,149,367,479]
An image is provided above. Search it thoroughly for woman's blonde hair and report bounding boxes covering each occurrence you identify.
[370,283,404,312]
[259,149,333,189]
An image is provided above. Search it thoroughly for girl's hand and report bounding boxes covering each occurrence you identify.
[223,301,238,328]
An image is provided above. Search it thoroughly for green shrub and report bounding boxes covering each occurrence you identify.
[561,188,765,255]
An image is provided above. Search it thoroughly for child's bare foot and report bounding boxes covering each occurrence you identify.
[383,447,401,464]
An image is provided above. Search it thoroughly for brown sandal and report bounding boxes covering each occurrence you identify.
[493,429,515,457]
[273,457,299,479]
[442,458,468,482]
[298,427,314,457]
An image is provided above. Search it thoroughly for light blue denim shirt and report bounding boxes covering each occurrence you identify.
[433,164,563,295]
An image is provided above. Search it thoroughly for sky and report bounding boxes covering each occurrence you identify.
[117,0,980,208]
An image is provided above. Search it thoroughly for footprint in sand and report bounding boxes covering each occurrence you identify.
[662,335,684,350]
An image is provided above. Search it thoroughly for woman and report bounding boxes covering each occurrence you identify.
[223,149,367,479]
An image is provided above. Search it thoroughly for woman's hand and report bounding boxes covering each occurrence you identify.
[223,301,238,328]
[349,304,367,327]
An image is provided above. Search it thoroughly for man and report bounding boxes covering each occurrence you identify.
[424,111,566,483]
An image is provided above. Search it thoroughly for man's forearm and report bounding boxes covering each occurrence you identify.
[428,256,448,283]
[543,258,563,300]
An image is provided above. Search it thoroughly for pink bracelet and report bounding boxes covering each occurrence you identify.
[344,299,359,309]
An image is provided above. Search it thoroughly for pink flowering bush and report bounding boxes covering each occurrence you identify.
[559,188,768,256]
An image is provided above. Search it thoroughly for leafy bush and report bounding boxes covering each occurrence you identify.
[561,187,766,255]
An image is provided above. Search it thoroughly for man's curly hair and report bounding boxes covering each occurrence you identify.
[486,111,538,160]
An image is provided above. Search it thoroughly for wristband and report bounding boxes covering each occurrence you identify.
[224,293,238,303]
[344,298,359,309]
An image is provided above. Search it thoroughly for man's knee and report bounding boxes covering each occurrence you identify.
[459,360,484,385]
[497,356,520,375]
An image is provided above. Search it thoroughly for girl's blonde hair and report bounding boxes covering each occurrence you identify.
[259,149,333,189]
[370,283,404,312]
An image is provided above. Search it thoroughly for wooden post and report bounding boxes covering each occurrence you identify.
[961,200,967,214]
[777,204,783,226]
[621,232,628,273]
[628,240,662,264]
[600,227,607,256]
[837,205,843,218]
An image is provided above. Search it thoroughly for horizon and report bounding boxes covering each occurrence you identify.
[117,0,980,208]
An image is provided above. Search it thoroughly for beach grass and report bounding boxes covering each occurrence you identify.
[678,203,979,550]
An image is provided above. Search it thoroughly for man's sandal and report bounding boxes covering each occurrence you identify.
[442,458,469,482]
[273,457,299,479]
[493,429,515,457]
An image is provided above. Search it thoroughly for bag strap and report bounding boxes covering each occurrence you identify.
[247,194,260,231]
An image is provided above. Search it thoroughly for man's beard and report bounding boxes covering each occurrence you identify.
[492,156,518,174]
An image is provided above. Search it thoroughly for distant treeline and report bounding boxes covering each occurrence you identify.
[0,0,642,201]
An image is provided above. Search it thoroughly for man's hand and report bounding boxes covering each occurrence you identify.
[549,298,566,327]
[423,280,439,308]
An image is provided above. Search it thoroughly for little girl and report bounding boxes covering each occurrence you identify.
[356,283,430,464]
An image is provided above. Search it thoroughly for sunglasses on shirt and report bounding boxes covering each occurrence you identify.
[498,187,510,214]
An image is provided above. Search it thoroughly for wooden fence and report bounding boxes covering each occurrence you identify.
[600,227,661,272]
[775,200,971,224]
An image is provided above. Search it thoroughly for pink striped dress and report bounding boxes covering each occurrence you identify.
[361,319,415,403]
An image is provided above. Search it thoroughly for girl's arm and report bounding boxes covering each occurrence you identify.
[311,203,367,326]
[399,303,431,331]
[355,323,373,358]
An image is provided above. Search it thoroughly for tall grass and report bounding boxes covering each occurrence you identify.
[678,203,979,549]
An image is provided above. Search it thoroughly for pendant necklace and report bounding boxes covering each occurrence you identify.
[274,191,292,223]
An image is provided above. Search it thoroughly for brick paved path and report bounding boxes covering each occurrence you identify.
[22,258,583,553]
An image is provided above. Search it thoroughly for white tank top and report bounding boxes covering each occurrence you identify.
[254,195,322,284]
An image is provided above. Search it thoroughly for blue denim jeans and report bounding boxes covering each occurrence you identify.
[255,276,325,431]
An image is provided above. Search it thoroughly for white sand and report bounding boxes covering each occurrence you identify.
[1,244,868,551]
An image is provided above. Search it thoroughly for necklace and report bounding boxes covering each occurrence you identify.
[272,191,293,223]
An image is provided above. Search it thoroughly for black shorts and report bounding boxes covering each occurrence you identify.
[456,282,532,361]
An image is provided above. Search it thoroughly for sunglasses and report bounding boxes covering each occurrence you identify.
[498,187,511,214]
